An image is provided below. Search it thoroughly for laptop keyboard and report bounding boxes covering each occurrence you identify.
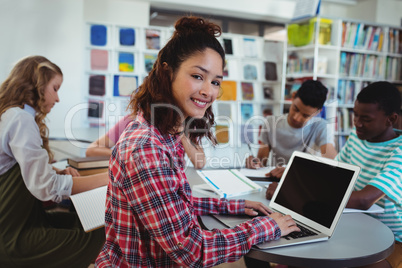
[283,224,318,240]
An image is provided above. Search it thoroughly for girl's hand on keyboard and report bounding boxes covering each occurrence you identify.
[244,200,272,216]
[269,213,300,236]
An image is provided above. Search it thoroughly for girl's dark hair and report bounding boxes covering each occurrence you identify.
[128,16,225,146]
[357,81,401,115]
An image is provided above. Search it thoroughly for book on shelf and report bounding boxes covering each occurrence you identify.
[363,26,373,49]
[217,103,232,120]
[145,29,161,50]
[389,29,395,53]
[336,108,354,133]
[219,81,237,101]
[70,186,107,232]
[113,75,138,96]
[67,155,110,169]
[243,38,258,58]
[338,80,356,105]
[241,82,254,100]
[369,27,381,51]
[89,75,106,96]
[316,57,328,74]
[223,38,233,55]
[118,52,134,72]
[243,64,258,80]
[264,61,277,81]
[341,21,350,47]
[88,100,104,120]
[347,23,360,47]
[144,53,157,73]
[377,30,384,52]
[240,103,254,123]
[215,125,229,144]
[196,169,262,198]
[223,59,229,77]
[263,85,274,100]
[356,24,367,48]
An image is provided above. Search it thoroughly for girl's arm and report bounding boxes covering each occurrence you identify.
[71,172,108,195]
[86,134,115,157]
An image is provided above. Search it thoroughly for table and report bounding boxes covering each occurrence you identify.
[185,168,395,268]
[49,127,106,161]
[50,127,106,143]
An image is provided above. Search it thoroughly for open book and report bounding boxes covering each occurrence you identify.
[196,169,262,198]
[70,186,107,232]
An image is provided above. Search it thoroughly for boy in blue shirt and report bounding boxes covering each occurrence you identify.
[336,81,402,268]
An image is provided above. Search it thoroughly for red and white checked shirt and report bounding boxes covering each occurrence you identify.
[95,113,281,268]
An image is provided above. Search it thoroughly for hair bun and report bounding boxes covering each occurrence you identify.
[174,16,221,37]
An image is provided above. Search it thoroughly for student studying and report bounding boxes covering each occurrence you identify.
[246,80,337,178]
[95,16,300,268]
[265,81,402,268]
[0,56,108,267]
[335,82,402,268]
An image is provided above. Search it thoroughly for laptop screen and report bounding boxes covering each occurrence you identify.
[274,155,355,228]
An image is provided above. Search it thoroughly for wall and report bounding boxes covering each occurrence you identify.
[84,0,150,27]
[0,0,84,130]
[0,0,150,132]
[375,0,402,26]
[320,0,402,27]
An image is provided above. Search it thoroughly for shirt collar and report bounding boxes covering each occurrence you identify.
[23,104,36,117]
[137,111,184,152]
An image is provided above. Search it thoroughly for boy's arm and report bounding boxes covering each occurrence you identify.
[257,144,270,166]
[347,185,386,210]
[320,143,337,159]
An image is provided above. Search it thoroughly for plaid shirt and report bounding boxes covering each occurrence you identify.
[96,114,281,268]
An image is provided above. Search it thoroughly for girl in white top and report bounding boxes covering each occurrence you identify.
[0,56,107,267]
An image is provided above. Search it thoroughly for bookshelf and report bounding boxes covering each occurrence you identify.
[214,33,285,147]
[285,17,402,150]
[84,22,172,127]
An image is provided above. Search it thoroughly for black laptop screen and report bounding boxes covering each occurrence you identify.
[274,156,355,228]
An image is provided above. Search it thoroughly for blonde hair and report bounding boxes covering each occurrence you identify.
[0,56,63,162]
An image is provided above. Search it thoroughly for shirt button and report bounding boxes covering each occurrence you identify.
[177,242,183,247]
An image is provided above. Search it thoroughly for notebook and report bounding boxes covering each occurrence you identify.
[215,151,360,249]
[196,169,262,198]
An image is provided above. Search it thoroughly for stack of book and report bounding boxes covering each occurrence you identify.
[67,156,110,175]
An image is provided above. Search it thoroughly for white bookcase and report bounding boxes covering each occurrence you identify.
[285,17,402,150]
[84,22,173,128]
[213,33,285,147]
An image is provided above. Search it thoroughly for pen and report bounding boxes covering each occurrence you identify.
[247,143,253,156]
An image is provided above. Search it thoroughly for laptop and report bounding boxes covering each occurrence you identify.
[213,151,360,249]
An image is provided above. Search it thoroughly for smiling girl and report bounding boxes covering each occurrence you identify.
[0,56,107,267]
[96,16,299,268]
